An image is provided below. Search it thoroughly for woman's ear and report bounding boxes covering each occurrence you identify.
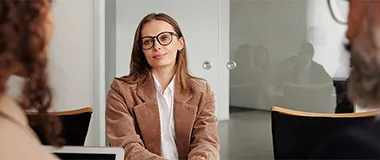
[178,37,184,50]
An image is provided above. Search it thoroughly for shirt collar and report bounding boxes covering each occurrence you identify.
[152,73,175,95]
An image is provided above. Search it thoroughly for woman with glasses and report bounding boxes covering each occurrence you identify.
[106,13,220,160]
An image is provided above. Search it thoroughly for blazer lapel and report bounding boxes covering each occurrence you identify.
[133,75,200,158]
[174,79,198,158]
[134,76,162,156]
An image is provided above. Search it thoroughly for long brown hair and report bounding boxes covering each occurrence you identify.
[0,0,63,146]
[347,0,380,109]
[124,13,199,92]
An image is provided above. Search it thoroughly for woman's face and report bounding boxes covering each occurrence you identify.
[140,20,184,70]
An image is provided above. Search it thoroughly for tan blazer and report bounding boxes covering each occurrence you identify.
[0,94,59,160]
[106,75,220,160]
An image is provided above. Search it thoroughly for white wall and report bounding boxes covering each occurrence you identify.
[307,0,348,78]
[49,0,93,113]
[219,0,231,120]
[49,0,101,146]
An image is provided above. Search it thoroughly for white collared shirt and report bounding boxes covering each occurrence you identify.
[152,74,179,160]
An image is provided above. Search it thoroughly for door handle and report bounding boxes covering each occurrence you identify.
[227,61,237,70]
[202,61,212,70]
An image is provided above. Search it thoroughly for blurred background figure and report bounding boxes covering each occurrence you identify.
[276,42,331,87]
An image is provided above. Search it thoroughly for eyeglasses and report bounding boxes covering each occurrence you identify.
[327,0,349,25]
[139,32,179,50]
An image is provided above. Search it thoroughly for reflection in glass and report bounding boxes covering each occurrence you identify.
[276,42,331,86]
[230,44,271,110]
[227,1,341,159]
[230,44,258,108]
[275,42,333,112]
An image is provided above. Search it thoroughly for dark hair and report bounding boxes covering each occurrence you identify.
[347,0,380,109]
[124,13,200,93]
[0,0,63,146]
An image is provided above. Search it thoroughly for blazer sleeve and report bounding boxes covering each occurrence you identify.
[106,80,166,160]
[188,82,220,160]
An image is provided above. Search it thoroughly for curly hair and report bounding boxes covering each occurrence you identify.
[0,0,64,146]
[347,1,380,109]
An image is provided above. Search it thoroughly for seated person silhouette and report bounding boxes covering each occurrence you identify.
[230,44,268,86]
[277,42,331,88]
[252,45,272,107]
[252,44,269,80]
[230,44,258,86]
[230,44,261,108]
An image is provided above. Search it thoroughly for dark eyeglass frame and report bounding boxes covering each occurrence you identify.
[327,0,350,25]
[139,31,179,50]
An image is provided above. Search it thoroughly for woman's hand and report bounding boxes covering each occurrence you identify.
[190,153,208,160]
[190,156,206,160]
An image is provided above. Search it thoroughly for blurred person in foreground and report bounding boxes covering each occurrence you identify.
[310,0,380,158]
[0,0,63,159]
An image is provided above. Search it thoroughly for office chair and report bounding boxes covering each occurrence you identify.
[271,106,377,159]
[27,107,93,146]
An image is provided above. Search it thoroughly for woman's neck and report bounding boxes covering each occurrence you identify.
[152,67,176,92]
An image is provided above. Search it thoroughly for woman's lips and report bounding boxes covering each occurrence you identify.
[153,53,168,59]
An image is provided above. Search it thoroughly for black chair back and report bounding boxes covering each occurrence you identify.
[27,107,93,146]
[271,106,376,159]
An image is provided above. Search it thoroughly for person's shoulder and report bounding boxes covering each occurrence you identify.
[345,120,380,146]
[189,77,211,93]
[109,76,138,92]
[334,122,380,157]
[0,118,59,160]
[311,120,380,159]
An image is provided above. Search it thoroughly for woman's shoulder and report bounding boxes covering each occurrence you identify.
[109,76,138,91]
[189,77,211,93]
[0,118,59,160]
